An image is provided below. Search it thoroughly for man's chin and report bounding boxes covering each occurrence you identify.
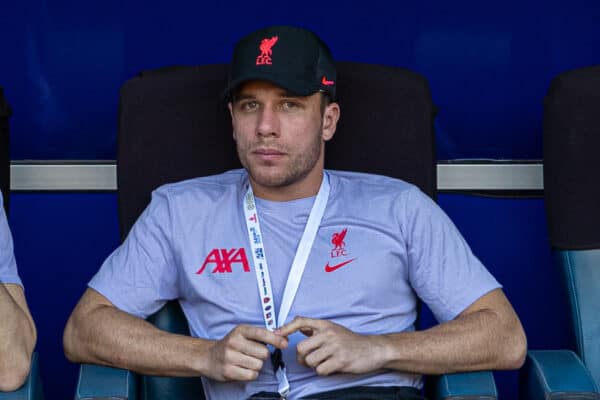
[250,174,289,189]
[247,166,295,187]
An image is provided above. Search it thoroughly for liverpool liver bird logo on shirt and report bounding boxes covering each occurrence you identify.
[332,227,348,251]
[330,228,351,259]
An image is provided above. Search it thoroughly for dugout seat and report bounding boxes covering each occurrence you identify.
[519,66,600,399]
[74,63,498,400]
[0,88,45,400]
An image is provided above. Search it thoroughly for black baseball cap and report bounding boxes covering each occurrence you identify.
[227,25,337,100]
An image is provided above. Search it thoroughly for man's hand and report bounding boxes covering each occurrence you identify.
[65,289,292,381]
[276,317,386,376]
[207,325,288,382]
[277,290,526,377]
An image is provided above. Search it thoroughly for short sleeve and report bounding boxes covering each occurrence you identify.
[89,187,179,318]
[0,192,22,286]
[402,187,501,322]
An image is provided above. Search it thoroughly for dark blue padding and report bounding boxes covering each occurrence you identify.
[543,65,600,250]
[520,350,600,400]
[0,353,44,400]
[558,249,600,385]
[427,371,497,400]
[0,86,10,211]
[75,364,136,400]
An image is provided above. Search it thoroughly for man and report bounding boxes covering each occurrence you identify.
[0,191,37,391]
[64,26,526,400]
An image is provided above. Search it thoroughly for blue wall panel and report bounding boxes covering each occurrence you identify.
[2,1,600,160]
[9,192,120,399]
[8,192,571,399]
[436,194,571,399]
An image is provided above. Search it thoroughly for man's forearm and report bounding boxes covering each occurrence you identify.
[377,310,523,374]
[64,296,214,377]
[278,289,526,377]
[0,284,36,391]
[64,289,289,382]
[376,293,526,374]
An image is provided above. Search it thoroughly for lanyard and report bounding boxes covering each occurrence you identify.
[243,173,330,398]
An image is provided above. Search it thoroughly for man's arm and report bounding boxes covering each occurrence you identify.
[0,283,37,391]
[276,288,526,376]
[63,288,288,381]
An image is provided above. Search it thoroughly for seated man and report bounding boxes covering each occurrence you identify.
[63,25,527,400]
[0,190,37,391]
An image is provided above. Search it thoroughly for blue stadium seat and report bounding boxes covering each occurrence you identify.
[519,66,600,399]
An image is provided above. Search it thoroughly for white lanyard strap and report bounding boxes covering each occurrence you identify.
[276,176,329,327]
[242,173,330,397]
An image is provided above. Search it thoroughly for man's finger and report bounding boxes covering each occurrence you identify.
[240,325,288,350]
[296,333,326,362]
[232,340,270,362]
[314,358,338,377]
[302,345,332,370]
[276,316,324,337]
[231,351,265,372]
[221,364,261,382]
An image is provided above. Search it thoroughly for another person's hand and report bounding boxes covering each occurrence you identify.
[276,317,387,376]
[206,324,288,382]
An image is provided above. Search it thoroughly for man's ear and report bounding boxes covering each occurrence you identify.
[228,103,237,141]
[322,102,340,142]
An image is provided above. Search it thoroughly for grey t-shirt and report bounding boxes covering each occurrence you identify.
[0,190,22,286]
[90,170,500,400]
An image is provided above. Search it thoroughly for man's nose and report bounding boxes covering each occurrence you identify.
[256,107,280,137]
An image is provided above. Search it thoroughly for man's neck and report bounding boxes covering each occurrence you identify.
[249,172,323,202]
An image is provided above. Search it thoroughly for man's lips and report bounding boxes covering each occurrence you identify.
[253,148,286,161]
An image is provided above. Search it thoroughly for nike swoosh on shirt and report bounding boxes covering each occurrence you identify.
[324,258,357,273]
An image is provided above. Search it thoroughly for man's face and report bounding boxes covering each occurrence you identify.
[229,80,339,198]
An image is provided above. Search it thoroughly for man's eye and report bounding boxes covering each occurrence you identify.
[241,101,258,111]
[282,101,299,111]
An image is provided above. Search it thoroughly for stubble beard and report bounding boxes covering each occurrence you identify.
[237,128,324,190]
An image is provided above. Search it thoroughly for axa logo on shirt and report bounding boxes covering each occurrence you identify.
[196,248,250,274]
[197,228,358,275]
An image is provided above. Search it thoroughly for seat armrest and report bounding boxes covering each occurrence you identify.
[427,371,498,399]
[75,364,137,400]
[0,352,44,400]
[520,350,600,400]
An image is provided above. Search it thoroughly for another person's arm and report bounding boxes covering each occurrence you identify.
[277,288,526,376]
[63,288,287,381]
[0,283,37,391]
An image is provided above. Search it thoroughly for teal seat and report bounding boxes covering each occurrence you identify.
[520,66,600,399]
[0,353,45,400]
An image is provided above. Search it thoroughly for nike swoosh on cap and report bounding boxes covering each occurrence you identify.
[321,76,335,86]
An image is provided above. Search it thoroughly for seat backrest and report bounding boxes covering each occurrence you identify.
[0,87,11,212]
[117,62,436,399]
[543,65,600,385]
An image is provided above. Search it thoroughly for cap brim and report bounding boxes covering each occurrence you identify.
[227,71,321,100]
